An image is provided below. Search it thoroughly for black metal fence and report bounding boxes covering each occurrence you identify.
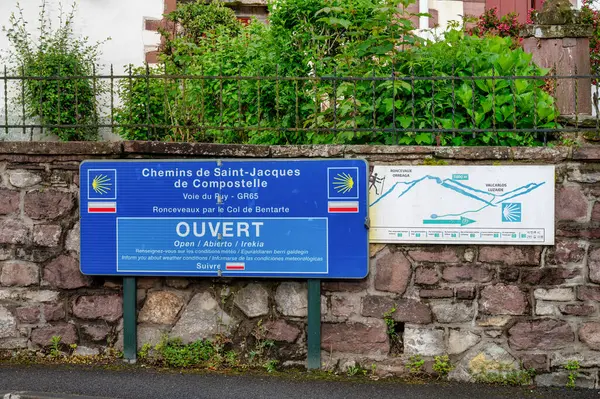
[0,67,598,145]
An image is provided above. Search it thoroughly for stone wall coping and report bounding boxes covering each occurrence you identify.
[0,140,593,161]
[521,24,594,39]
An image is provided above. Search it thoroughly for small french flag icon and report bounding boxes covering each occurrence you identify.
[88,201,116,213]
[225,262,245,271]
[328,201,359,213]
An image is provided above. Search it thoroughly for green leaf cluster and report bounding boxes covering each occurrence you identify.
[3,1,106,141]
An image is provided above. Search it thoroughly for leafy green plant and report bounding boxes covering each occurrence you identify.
[406,355,425,374]
[3,0,107,141]
[346,363,367,377]
[473,368,536,386]
[264,359,279,373]
[432,355,454,378]
[138,343,152,360]
[565,360,580,388]
[154,336,217,368]
[49,335,62,358]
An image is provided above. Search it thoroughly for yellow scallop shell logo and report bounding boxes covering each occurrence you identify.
[91,174,112,195]
[333,172,354,194]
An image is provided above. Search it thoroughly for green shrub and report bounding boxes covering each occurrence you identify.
[3,1,106,141]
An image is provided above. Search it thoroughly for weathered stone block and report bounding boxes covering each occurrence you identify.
[555,186,589,222]
[0,306,16,338]
[414,267,438,285]
[0,189,20,215]
[234,283,269,318]
[0,219,29,245]
[419,289,453,298]
[455,287,475,299]
[65,222,80,253]
[508,320,574,350]
[521,268,579,285]
[137,325,169,348]
[164,278,190,289]
[263,320,301,343]
[171,292,237,343]
[8,170,41,188]
[138,291,184,325]
[0,261,39,286]
[498,267,519,282]
[361,296,432,324]
[449,343,518,382]
[520,354,548,371]
[31,323,77,346]
[404,327,445,356]
[559,303,595,316]
[407,248,460,263]
[577,286,600,301]
[546,240,586,265]
[43,255,91,289]
[72,295,123,322]
[536,371,596,389]
[331,294,360,318]
[43,302,65,321]
[579,322,600,350]
[275,282,307,317]
[374,250,411,294]
[322,280,367,293]
[33,225,62,247]
[24,189,74,220]
[535,301,555,316]
[480,284,527,315]
[16,306,41,324]
[476,315,512,327]
[534,288,575,302]
[478,246,541,266]
[588,246,600,284]
[322,322,389,355]
[431,301,474,323]
[83,325,111,342]
[448,329,481,355]
[442,265,493,282]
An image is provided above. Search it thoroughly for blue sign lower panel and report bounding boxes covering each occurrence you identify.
[117,218,328,276]
[80,159,368,278]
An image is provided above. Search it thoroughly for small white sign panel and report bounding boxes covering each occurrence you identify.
[368,165,555,245]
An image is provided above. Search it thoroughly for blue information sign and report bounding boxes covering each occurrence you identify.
[80,159,369,278]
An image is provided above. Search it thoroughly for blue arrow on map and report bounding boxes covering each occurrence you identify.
[422,216,476,226]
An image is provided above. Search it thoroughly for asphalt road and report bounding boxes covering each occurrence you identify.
[1,364,599,399]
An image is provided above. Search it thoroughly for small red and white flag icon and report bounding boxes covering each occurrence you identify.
[328,201,359,213]
[226,262,245,271]
[88,201,116,213]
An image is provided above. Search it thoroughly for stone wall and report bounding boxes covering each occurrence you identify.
[1,142,600,387]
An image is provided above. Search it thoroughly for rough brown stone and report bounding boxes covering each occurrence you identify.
[43,255,91,289]
[499,267,520,282]
[431,301,474,323]
[137,277,161,289]
[559,303,595,316]
[0,261,39,286]
[578,286,600,301]
[408,248,460,263]
[588,247,600,283]
[82,325,111,342]
[234,284,269,318]
[165,278,190,289]
[33,225,62,247]
[322,280,368,292]
[579,322,600,350]
[322,322,389,355]
[478,246,541,266]
[43,303,66,321]
[24,189,74,220]
[0,189,20,215]
[16,306,40,324]
[442,265,494,282]
[420,289,453,298]
[263,320,301,343]
[374,250,411,294]
[0,219,29,244]
[592,202,600,221]
[414,267,439,285]
[546,240,587,265]
[480,284,527,315]
[361,296,432,324]
[139,291,185,325]
[8,170,41,188]
[520,354,548,371]
[331,295,360,318]
[508,320,574,350]
[31,323,78,346]
[555,186,589,222]
[456,287,475,299]
[521,268,579,285]
[72,295,123,322]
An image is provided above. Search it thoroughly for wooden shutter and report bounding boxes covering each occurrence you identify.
[485,0,536,23]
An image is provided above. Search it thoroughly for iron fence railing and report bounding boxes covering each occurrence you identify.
[0,67,598,144]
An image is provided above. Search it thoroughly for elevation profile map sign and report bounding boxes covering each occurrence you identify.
[80,159,368,278]
[369,165,555,245]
